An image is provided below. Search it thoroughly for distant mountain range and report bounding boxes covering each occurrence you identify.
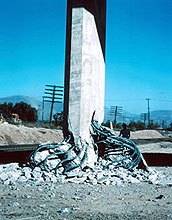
[104,107,172,126]
[0,95,41,109]
[0,96,171,126]
[0,95,63,121]
[150,110,172,126]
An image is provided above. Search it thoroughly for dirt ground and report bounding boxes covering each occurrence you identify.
[1,122,172,154]
[0,167,172,220]
[0,122,167,146]
[0,123,172,219]
[0,122,63,145]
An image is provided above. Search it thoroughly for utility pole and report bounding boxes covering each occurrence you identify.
[144,113,146,125]
[110,106,123,129]
[110,106,116,127]
[161,120,167,129]
[146,98,151,127]
[49,85,56,124]
[140,113,147,126]
[43,85,63,124]
[42,97,45,121]
[114,106,118,128]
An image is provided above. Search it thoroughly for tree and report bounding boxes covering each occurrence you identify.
[0,102,37,122]
[167,123,172,131]
[53,112,63,126]
[116,123,122,129]
[129,121,137,131]
[13,102,37,122]
[135,121,146,130]
[0,102,13,119]
[147,121,159,129]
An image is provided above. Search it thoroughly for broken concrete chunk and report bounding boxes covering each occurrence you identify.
[0,172,8,181]
[32,167,43,180]
[33,167,42,173]
[18,176,27,182]
[56,175,66,183]
[128,176,140,184]
[97,176,109,184]
[148,174,158,184]
[22,167,32,179]
[8,171,22,182]
[58,207,70,213]
[0,165,4,173]
[67,177,84,184]
[34,150,49,163]
[46,158,61,171]
[4,163,20,172]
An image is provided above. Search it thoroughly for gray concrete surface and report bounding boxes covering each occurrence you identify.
[63,0,106,146]
[68,7,105,143]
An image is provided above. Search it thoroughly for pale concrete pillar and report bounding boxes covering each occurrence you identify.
[64,0,106,147]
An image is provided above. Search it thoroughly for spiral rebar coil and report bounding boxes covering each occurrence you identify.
[91,120,142,170]
[29,136,88,174]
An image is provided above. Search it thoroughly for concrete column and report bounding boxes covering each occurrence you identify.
[64,0,106,149]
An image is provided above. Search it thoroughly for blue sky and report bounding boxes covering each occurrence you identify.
[0,0,172,114]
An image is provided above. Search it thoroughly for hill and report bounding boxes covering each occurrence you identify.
[151,110,172,126]
[104,107,172,126]
[104,107,140,124]
[0,95,41,109]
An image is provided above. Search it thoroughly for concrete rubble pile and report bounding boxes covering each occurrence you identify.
[0,144,165,187]
[0,121,166,187]
[0,161,161,186]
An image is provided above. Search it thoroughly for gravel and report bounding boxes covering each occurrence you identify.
[0,167,172,219]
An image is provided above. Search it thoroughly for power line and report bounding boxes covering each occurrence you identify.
[151,99,172,102]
